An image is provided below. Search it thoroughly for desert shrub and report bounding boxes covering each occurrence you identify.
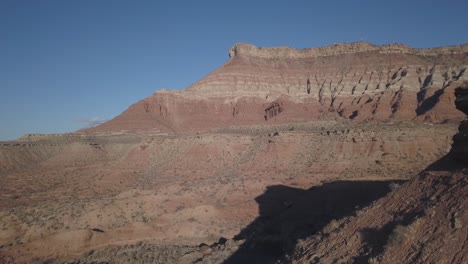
[386,217,422,250]
[389,182,401,191]
[323,219,340,233]
[386,224,409,248]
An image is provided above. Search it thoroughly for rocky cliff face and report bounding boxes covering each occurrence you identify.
[228,42,468,59]
[85,42,468,134]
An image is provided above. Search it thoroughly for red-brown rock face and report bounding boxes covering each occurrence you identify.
[86,42,468,134]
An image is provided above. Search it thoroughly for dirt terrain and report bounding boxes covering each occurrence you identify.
[0,43,467,263]
[0,121,459,263]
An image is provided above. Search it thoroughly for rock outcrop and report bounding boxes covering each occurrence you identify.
[85,42,468,134]
[452,82,468,162]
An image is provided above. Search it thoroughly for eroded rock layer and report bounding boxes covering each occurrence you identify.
[87,42,468,134]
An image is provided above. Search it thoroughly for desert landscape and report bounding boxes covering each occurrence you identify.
[1,42,467,263]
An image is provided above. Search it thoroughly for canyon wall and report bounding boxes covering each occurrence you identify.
[86,42,468,134]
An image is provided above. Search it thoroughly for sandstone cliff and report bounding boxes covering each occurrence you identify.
[86,42,468,134]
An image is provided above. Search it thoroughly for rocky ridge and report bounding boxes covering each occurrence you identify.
[228,42,468,59]
[86,42,468,134]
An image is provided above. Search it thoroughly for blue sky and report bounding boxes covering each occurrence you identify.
[1,0,467,140]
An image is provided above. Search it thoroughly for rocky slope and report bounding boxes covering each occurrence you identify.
[289,170,467,264]
[86,42,468,134]
[287,82,468,263]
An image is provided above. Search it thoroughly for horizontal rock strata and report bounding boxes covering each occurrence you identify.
[86,42,468,134]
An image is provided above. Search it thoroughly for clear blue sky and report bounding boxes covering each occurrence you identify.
[1,0,467,140]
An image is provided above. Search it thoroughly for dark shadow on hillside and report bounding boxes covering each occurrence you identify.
[223,180,405,264]
[355,209,425,264]
[353,150,467,263]
[423,152,466,171]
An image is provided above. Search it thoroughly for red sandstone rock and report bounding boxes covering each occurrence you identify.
[86,42,468,134]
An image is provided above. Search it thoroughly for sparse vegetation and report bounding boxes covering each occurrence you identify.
[386,218,421,250]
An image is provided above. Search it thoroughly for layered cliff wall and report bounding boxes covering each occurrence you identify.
[86,42,468,134]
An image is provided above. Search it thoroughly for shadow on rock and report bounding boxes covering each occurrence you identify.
[223,180,405,264]
[423,152,466,172]
[355,209,425,263]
